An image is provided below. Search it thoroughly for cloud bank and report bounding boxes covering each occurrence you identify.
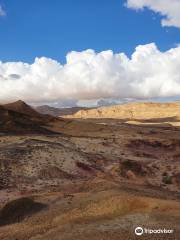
[0,43,180,104]
[126,0,180,28]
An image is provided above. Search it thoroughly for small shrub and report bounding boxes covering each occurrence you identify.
[162,175,172,184]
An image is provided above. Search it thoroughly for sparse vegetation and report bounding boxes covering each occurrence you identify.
[162,175,173,185]
[0,101,180,239]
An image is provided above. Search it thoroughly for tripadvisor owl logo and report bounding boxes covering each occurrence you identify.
[135,227,144,236]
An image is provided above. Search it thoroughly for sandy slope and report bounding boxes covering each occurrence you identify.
[0,181,180,240]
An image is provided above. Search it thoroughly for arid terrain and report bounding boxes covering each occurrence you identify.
[0,101,180,240]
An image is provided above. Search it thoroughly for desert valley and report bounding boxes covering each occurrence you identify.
[1,0,180,239]
[0,100,179,239]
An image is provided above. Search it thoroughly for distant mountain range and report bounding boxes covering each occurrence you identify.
[35,105,90,117]
[1,100,180,135]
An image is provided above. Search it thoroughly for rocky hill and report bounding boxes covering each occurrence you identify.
[64,102,180,120]
[0,101,58,134]
[4,100,41,117]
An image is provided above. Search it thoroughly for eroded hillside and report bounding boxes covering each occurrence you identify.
[64,102,180,121]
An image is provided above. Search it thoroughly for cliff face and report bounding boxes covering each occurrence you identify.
[64,102,180,120]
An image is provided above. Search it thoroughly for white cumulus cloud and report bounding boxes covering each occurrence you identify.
[0,43,180,104]
[126,0,180,28]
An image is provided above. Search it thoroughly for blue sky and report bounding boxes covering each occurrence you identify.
[0,0,180,105]
[0,0,179,63]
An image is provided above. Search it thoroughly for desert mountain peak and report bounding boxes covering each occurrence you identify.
[3,100,40,117]
[0,100,59,134]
